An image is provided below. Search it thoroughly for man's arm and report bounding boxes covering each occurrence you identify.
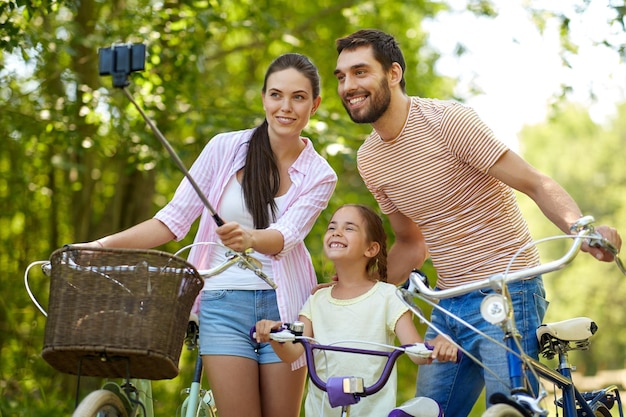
[387,211,429,285]
[490,150,582,232]
[489,150,622,260]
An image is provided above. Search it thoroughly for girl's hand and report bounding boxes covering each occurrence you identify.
[254,319,283,343]
[426,334,459,363]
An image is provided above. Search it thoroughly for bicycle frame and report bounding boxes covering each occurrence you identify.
[398,216,625,417]
[493,318,623,417]
[175,241,273,417]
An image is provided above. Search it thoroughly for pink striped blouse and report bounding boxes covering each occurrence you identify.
[155,128,337,367]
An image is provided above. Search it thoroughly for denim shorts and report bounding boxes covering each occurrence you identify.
[198,289,282,364]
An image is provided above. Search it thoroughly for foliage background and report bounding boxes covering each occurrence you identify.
[1,1,624,416]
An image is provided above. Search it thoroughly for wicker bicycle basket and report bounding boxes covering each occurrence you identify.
[42,246,203,380]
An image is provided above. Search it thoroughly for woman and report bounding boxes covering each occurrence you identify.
[86,53,337,417]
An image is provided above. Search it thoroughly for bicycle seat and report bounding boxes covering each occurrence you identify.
[536,317,597,342]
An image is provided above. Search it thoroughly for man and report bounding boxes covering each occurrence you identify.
[333,28,622,416]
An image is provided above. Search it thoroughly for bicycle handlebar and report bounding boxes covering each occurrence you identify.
[249,323,454,408]
[26,242,276,317]
[404,215,624,301]
[173,241,276,288]
[40,242,276,287]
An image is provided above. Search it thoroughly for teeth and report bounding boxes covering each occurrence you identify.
[329,242,346,248]
[349,97,365,105]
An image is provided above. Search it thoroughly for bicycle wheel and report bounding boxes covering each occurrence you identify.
[72,389,129,417]
[482,404,526,417]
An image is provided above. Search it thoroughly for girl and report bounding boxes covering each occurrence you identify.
[255,204,457,416]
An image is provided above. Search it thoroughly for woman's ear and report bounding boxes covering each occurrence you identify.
[311,96,322,115]
[261,90,267,112]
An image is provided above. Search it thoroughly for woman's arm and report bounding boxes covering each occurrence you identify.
[216,222,284,255]
[218,169,336,256]
[90,218,175,249]
[269,171,337,257]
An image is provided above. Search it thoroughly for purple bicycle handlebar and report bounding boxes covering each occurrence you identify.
[250,324,460,404]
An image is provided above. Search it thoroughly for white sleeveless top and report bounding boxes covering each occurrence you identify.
[202,175,288,290]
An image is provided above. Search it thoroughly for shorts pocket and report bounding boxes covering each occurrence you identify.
[201,289,228,302]
[533,291,549,322]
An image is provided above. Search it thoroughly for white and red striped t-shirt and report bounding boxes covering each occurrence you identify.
[357,97,539,289]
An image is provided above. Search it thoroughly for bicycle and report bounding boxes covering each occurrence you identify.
[25,241,274,417]
[397,215,626,417]
[251,322,458,417]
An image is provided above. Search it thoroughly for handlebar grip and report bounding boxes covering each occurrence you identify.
[588,233,619,255]
[422,342,463,363]
[249,325,296,343]
[184,319,199,350]
[402,269,429,293]
[405,342,433,359]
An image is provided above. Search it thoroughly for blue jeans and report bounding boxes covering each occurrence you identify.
[415,277,548,417]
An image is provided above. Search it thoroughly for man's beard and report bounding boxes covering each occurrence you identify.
[342,78,391,124]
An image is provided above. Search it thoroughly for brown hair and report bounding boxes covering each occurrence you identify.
[341,204,388,282]
[336,29,406,93]
[243,53,321,228]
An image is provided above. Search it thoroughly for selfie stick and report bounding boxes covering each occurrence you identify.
[98,43,224,226]
[121,88,224,226]
[96,44,282,289]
